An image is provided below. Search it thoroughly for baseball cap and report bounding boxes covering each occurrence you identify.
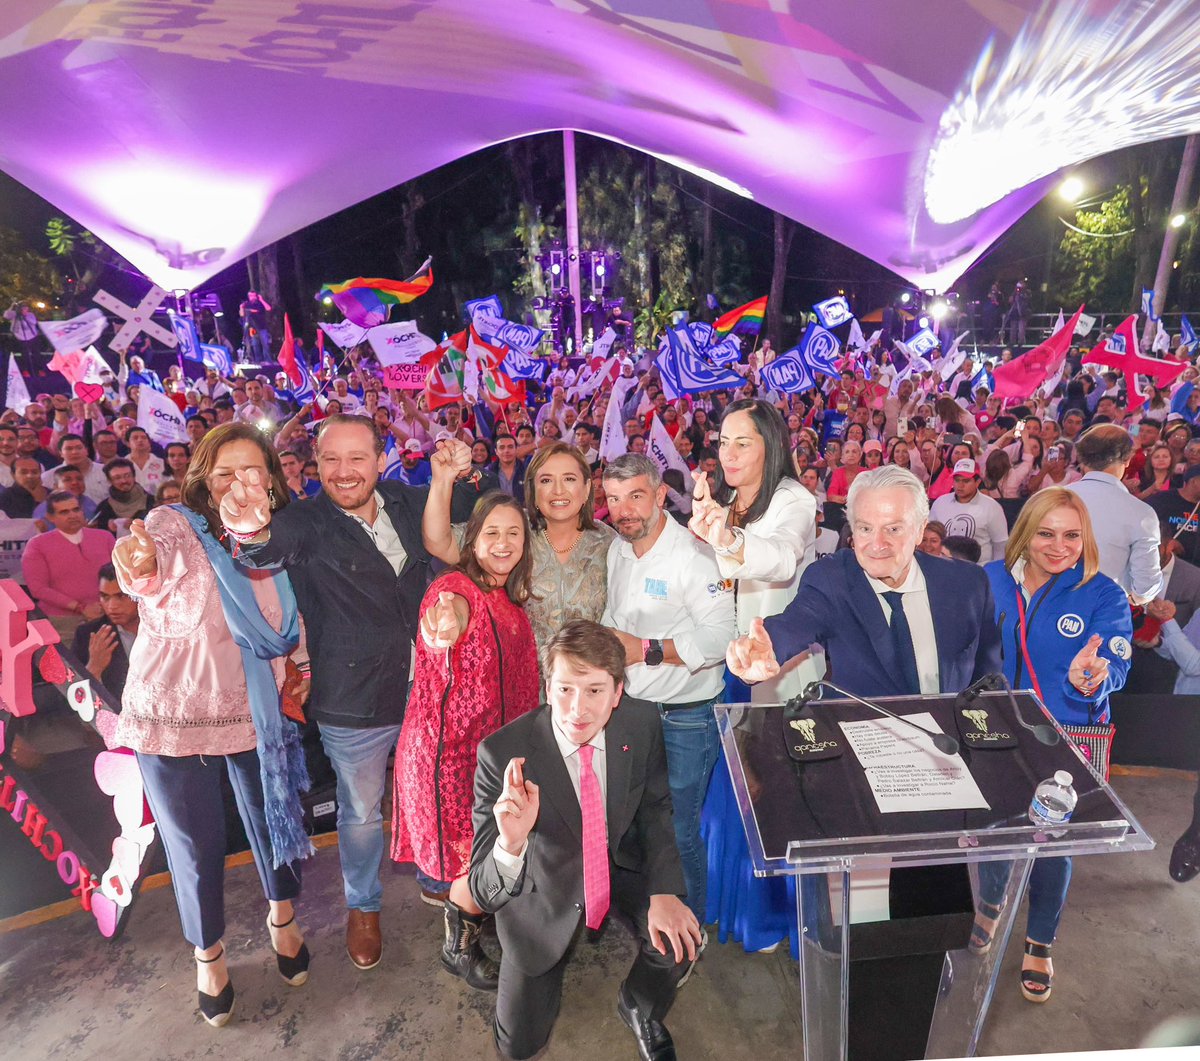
[403,439,423,454]
[953,458,980,478]
[862,440,883,454]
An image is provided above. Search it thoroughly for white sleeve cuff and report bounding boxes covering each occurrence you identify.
[492,837,527,890]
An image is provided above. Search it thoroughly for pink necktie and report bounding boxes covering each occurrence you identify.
[577,743,610,930]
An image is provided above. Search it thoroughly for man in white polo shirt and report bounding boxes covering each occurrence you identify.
[928,458,1009,563]
[601,453,735,922]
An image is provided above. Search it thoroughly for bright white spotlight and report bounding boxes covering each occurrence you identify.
[596,264,606,277]
[1170,213,1188,228]
[1058,176,1085,202]
[257,418,273,432]
[918,316,930,329]
[930,300,949,321]
[899,292,912,304]
[924,0,1200,224]
[551,263,562,276]
[322,295,333,305]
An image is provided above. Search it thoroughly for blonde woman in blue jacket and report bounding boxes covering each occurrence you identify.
[978,487,1132,1003]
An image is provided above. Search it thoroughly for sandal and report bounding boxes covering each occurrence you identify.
[268,913,311,987]
[196,946,235,1027]
[1020,940,1053,1003]
[968,899,1004,955]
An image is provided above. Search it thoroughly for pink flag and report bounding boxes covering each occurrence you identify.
[991,306,1084,401]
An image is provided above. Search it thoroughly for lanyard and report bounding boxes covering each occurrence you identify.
[1013,586,1045,702]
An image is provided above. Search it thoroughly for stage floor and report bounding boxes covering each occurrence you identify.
[1,770,1197,1059]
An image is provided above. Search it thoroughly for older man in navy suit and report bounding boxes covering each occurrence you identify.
[728,464,1001,696]
[728,464,1002,1058]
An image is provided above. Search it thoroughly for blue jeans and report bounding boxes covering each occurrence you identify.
[318,722,401,912]
[653,697,720,922]
[978,856,1073,944]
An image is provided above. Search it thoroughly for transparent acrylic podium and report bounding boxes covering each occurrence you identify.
[715,691,1153,1061]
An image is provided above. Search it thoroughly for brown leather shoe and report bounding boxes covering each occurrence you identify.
[346,910,382,970]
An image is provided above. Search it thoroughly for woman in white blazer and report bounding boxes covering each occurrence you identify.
[690,399,823,701]
[691,399,822,954]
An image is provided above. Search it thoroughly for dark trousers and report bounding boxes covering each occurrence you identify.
[137,749,302,949]
[494,870,692,1060]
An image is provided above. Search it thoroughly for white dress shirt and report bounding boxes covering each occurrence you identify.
[1066,471,1163,603]
[345,491,407,574]
[865,560,941,695]
[602,513,735,704]
[492,719,607,887]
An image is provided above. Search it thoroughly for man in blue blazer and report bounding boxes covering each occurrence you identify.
[728,465,1001,695]
[728,464,1002,1059]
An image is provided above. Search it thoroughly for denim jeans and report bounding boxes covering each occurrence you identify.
[977,856,1073,944]
[318,722,402,912]
[654,698,720,922]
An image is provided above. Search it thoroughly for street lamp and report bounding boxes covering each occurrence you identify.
[1058,176,1085,203]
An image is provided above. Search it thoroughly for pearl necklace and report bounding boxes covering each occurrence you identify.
[544,528,582,555]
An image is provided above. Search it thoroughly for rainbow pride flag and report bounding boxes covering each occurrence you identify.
[714,295,767,337]
[319,257,434,327]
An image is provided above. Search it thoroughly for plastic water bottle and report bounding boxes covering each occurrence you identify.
[1029,770,1077,828]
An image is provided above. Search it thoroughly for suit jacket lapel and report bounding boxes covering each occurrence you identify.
[917,553,956,692]
[603,710,633,859]
[530,709,582,842]
[847,558,897,676]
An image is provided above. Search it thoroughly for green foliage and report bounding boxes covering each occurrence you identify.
[0,227,62,311]
[634,291,676,348]
[45,216,76,258]
[1048,188,1135,310]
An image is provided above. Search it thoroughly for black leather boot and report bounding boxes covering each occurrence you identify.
[441,899,500,991]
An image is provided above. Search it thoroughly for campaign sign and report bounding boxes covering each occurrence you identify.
[908,327,940,356]
[381,362,428,390]
[813,296,853,330]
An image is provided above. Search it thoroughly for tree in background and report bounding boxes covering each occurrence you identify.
[1049,188,1135,311]
[0,227,61,311]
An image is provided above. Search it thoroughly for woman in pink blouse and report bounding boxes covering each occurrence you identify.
[113,423,311,1027]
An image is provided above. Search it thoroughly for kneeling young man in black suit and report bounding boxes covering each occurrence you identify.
[469,620,701,1061]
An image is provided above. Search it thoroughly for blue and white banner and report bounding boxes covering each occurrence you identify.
[761,349,816,394]
[171,313,233,375]
[169,313,201,361]
[1182,314,1197,354]
[500,347,547,382]
[686,321,716,349]
[381,434,403,480]
[813,295,853,330]
[466,294,544,354]
[656,326,743,398]
[705,334,741,367]
[1141,288,1158,321]
[908,327,940,357]
[794,321,842,377]
[199,342,233,377]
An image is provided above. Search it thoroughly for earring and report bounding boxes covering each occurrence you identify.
[268,487,277,507]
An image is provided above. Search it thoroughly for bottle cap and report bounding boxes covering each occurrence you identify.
[1054,770,1073,786]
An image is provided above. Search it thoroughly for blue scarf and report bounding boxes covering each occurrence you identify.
[173,506,313,868]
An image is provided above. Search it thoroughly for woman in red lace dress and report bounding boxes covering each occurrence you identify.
[391,491,539,990]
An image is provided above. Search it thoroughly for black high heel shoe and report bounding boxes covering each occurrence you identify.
[196,947,235,1027]
[268,913,311,986]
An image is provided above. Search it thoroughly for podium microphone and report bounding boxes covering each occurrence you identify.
[985,672,1061,746]
[803,680,960,756]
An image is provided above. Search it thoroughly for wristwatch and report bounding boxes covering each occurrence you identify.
[642,638,665,666]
